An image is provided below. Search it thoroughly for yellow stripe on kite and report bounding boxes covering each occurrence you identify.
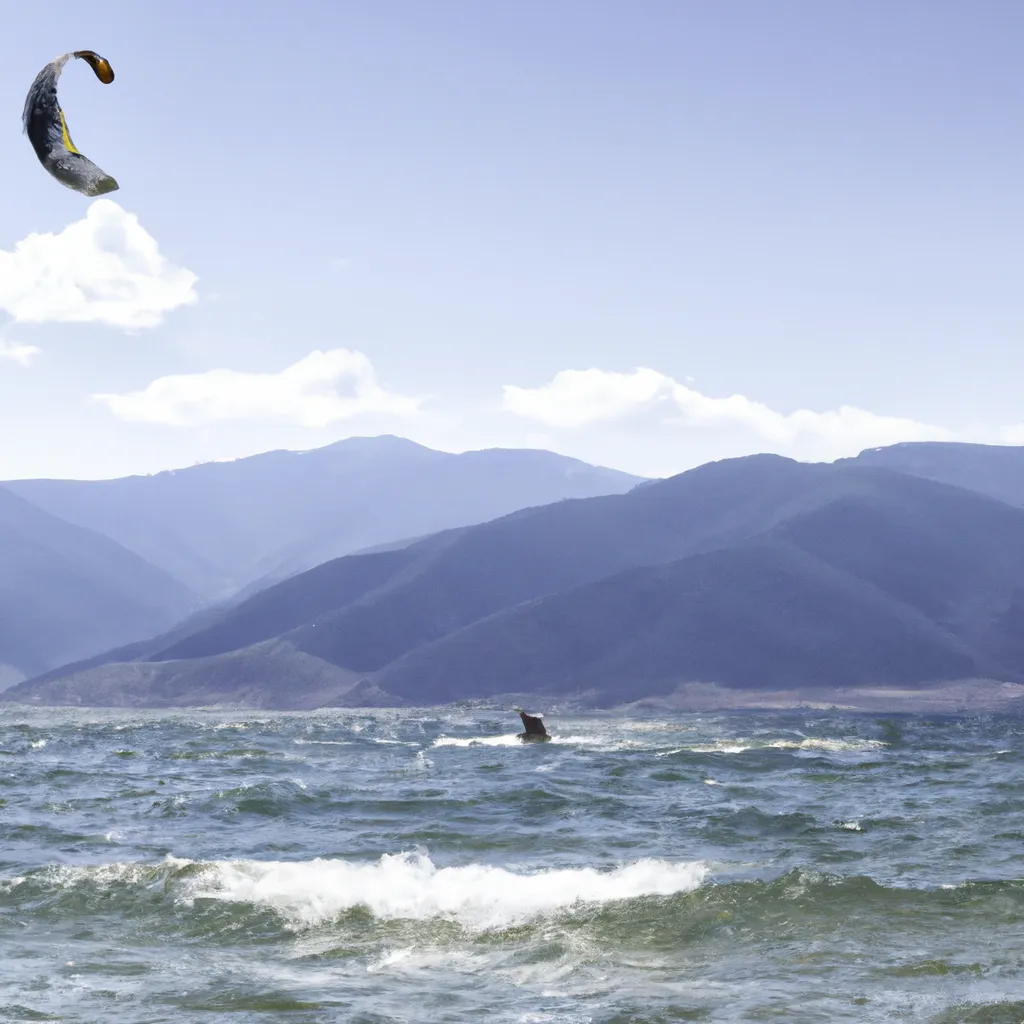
[59,110,80,155]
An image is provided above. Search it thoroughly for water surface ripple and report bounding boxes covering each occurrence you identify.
[1,707,1022,1022]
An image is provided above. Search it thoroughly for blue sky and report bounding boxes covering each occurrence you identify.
[1,0,1023,479]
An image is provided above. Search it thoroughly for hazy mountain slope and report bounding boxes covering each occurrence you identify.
[7,640,362,710]
[374,476,1024,703]
[111,454,898,673]
[769,483,1024,648]
[286,458,977,675]
[846,442,1024,507]
[14,455,1024,708]
[6,437,642,599]
[0,487,195,680]
[153,543,442,663]
[372,540,981,704]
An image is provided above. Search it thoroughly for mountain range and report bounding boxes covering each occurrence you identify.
[0,437,641,683]
[9,439,1024,710]
[841,440,1024,507]
[0,486,193,685]
[6,435,642,600]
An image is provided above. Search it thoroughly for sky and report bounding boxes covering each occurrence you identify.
[1,0,1023,480]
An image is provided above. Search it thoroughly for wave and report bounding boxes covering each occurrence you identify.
[1,853,708,933]
[432,734,590,748]
[431,733,647,750]
[184,853,709,930]
[432,734,524,747]
[658,737,886,756]
[7,859,1024,952]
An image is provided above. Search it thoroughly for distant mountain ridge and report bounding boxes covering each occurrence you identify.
[845,441,1024,507]
[13,447,1024,709]
[0,486,195,683]
[6,436,643,600]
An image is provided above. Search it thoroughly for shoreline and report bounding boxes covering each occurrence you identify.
[4,678,1024,715]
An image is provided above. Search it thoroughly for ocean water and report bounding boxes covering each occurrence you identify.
[1,707,1023,1023]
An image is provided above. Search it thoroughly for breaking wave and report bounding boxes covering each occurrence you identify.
[658,736,886,756]
[432,734,589,748]
[1,853,709,933]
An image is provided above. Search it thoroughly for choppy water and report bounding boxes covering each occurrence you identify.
[2,707,1023,1022]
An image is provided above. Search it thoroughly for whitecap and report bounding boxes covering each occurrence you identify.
[366,946,488,973]
[688,743,751,754]
[663,737,883,756]
[432,733,590,748]
[768,738,885,753]
[179,851,708,931]
[432,734,523,748]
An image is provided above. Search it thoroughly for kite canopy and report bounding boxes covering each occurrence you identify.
[23,50,118,197]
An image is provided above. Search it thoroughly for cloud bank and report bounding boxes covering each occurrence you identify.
[94,349,422,427]
[502,366,960,467]
[0,200,198,329]
[0,341,41,367]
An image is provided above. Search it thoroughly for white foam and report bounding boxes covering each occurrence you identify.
[768,738,885,753]
[837,820,863,831]
[687,743,751,754]
[432,733,522,747]
[29,739,46,749]
[35,862,157,890]
[180,851,708,931]
[432,733,590,748]
[662,737,884,756]
[366,946,488,973]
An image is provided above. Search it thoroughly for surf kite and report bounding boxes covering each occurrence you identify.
[23,50,118,196]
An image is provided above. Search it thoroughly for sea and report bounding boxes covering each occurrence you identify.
[1,705,1023,1023]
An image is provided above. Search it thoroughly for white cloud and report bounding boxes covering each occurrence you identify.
[0,341,41,367]
[0,200,197,329]
[503,366,956,464]
[998,423,1024,445]
[93,348,423,428]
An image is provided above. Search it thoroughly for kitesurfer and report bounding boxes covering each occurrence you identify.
[514,708,550,742]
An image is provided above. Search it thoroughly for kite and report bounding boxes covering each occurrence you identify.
[23,50,118,196]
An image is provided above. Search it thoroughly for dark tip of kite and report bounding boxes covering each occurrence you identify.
[73,50,115,84]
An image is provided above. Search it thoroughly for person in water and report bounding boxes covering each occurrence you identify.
[514,708,549,742]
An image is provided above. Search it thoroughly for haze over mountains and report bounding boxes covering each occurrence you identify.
[0,487,193,684]
[0,437,641,684]
[10,439,1024,710]
[7,436,642,600]
[845,441,1024,508]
